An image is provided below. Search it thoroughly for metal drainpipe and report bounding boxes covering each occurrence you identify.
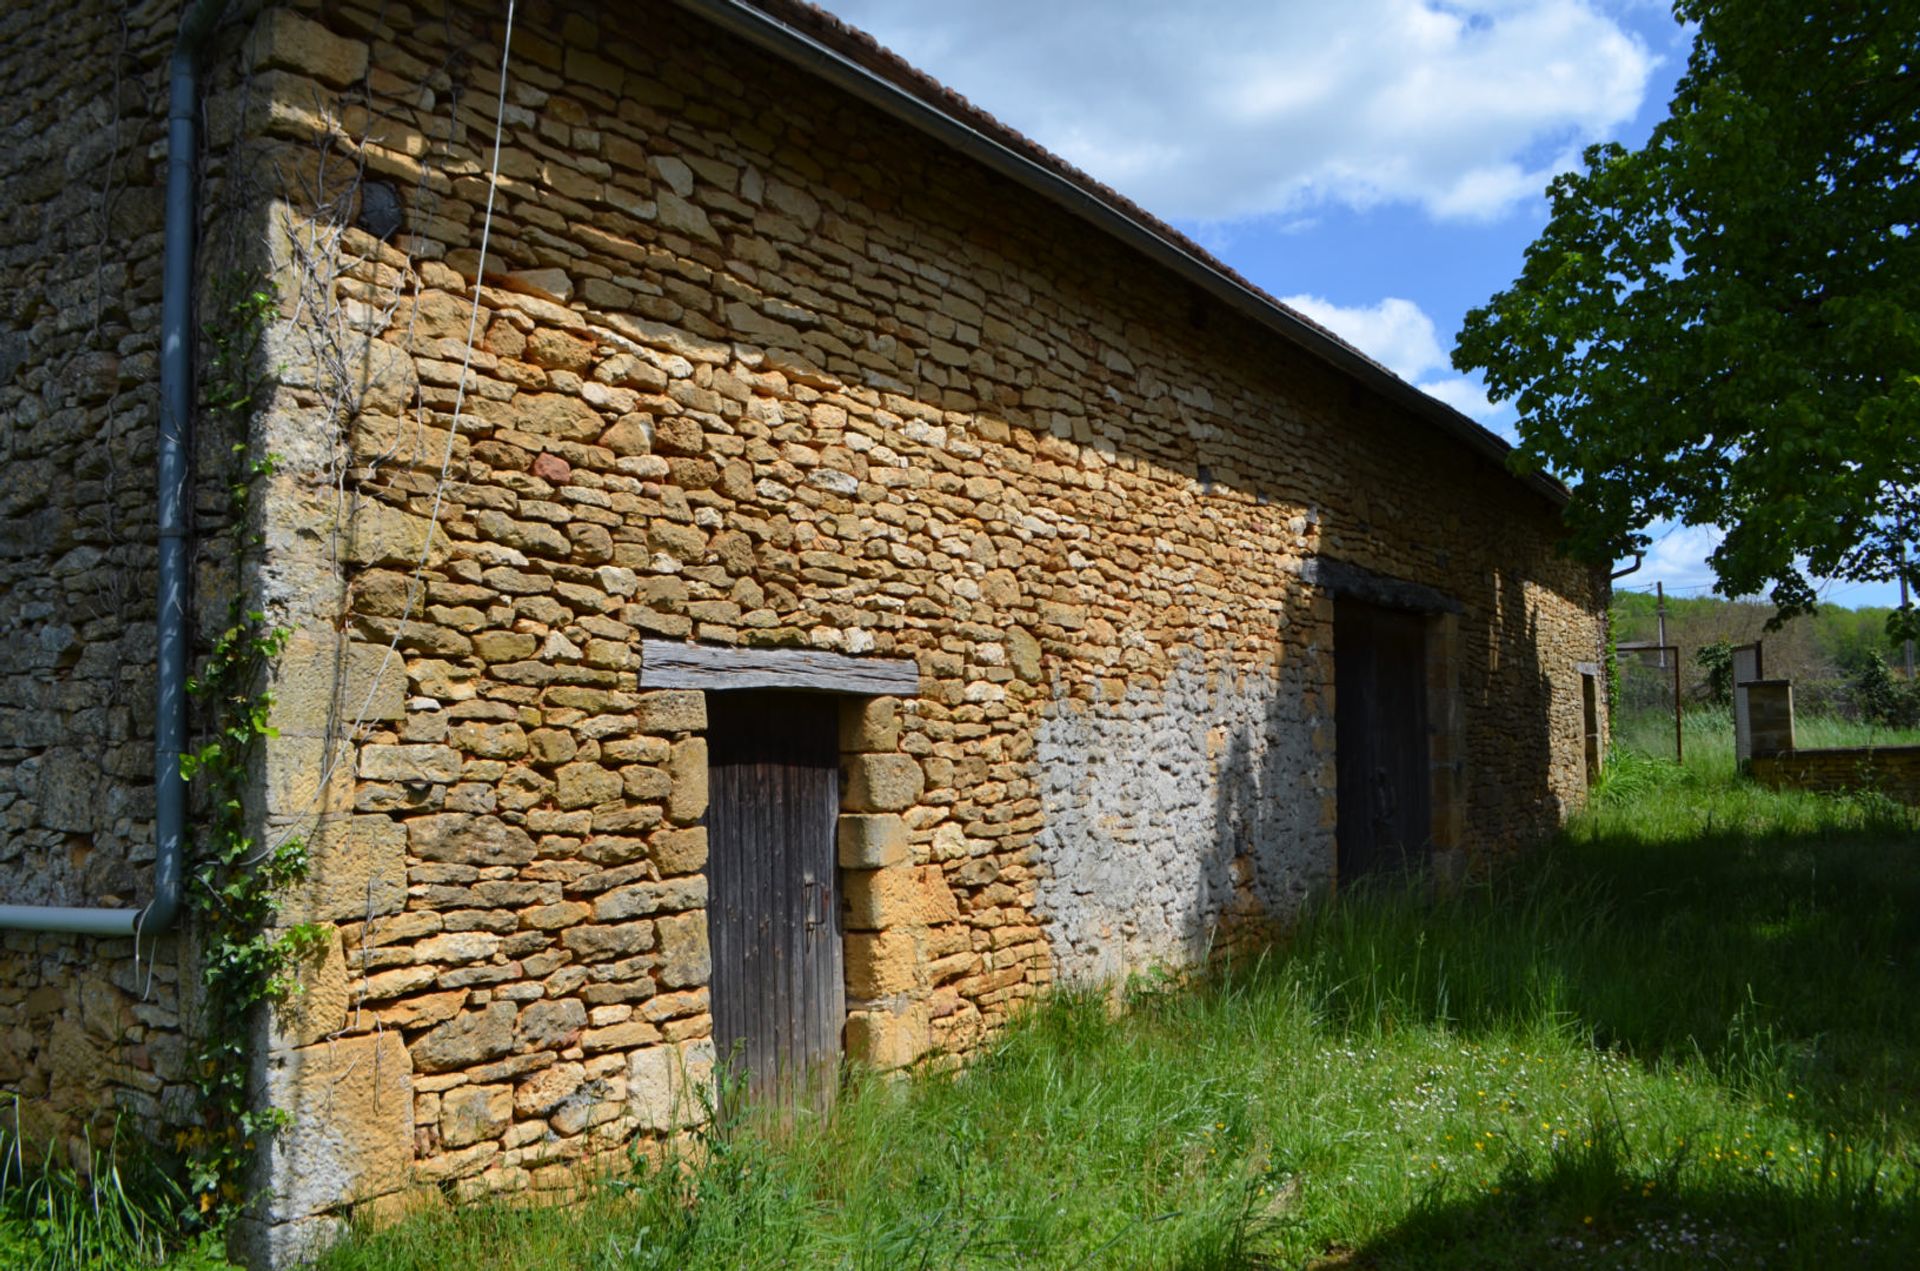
[0,0,231,938]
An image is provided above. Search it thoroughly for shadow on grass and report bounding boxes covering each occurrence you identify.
[1220,761,1920,1142]
[1327,1124,1920,1269]
[1569,817,1920,1134]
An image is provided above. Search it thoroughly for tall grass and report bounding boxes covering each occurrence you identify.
[0,1107,229,1270]
[318,726,1920,1270]
[1613,703,1920,770]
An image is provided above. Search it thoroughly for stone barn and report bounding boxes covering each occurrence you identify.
[0,0,1608,1260]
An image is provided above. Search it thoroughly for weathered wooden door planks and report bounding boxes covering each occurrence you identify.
[1334,599,1433,880]
[704,691,844,1109]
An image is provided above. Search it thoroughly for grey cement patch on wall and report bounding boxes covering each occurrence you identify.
[1033,647,1330,984]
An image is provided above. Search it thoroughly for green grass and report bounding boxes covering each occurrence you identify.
[26,715,1913,1267]
[0,1110,234,1270]
[1613,702,1920,767]
[307,724,1919,1270]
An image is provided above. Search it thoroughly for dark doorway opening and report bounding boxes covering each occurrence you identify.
[704,691,844,1109]
[1582,671,1602,786]
[1335,598,1433,881]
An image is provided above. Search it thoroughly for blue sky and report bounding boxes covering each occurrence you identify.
[813,0,1902,611]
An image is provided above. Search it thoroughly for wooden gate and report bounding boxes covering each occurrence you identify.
[1334,598,1432,880]
[704,691,844,1107]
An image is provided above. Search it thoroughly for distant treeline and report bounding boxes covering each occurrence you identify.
[1611,590,1914,718]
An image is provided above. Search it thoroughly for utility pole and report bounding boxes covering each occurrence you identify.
[1656,581,1668,669]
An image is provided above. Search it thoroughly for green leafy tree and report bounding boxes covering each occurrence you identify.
[1456,0,1920,638]
[1695,638,1736,705]
[1853,650,1920,725]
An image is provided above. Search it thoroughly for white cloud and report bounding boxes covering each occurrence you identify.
[1278,293,1515,431]
[817,0,1654,222]
[1416,376,1504,423]
[1633,523,1725,594]
[1279,294,1445,381]
[1619,524,1909,609]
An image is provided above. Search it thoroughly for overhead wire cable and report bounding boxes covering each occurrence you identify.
[255,0,519,859]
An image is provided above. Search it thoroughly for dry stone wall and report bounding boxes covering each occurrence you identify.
[1752,745,1920,804]
[0,0,266,1163]
[232,2,1603,1248]
[0,0,1605,1258]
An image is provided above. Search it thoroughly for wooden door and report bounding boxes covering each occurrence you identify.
[1334,598,1432,880]
[704,691,844,1108]
[1582,672,1601,786]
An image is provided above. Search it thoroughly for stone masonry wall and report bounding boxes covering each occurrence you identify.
[0,0,1606,1258]
[1034,648,1324,984]
[1752,746,1920,805]
[230,2,1605,1253]
[0,0,268,1164]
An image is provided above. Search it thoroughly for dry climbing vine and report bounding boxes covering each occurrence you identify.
[164,34,474,1222]
[174,273,326,1222]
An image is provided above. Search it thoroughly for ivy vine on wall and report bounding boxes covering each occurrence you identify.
[175,274,324,1222]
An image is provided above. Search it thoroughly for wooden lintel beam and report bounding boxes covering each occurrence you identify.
[639,640,920,696]
[1301,557,1464,615]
